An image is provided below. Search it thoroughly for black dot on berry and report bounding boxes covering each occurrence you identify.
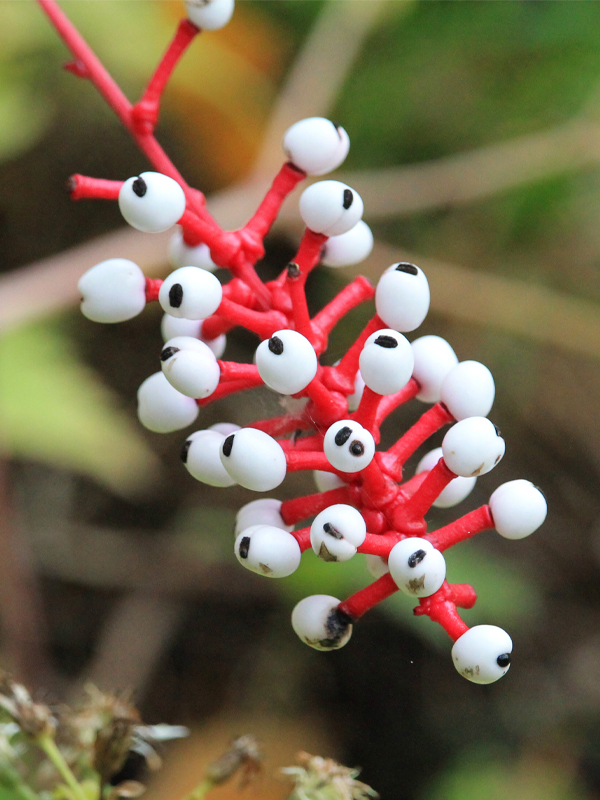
[268,336,284,355]
[239,536,251,559]
[408,549,427,568]
[374,335,398,349]
[161,346,179,362]
[169,283,184,308]
[132,176,147,198]
[287,262,300,279]
[180,439,192,464]
[497,653,511,668]
[323,522,342,540]
[343,189,353,209]
[349,440,364,457]
[222,434,235,457]
[395,262,418,275]
[334,426,352,446]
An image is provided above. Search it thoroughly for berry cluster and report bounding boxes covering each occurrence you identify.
[42,0,547,684]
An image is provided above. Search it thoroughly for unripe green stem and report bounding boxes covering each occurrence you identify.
[36,735,88,800]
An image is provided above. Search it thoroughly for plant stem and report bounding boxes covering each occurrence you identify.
[0,763,40,800]
[36,735,88,800]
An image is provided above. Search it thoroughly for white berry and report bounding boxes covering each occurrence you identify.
[388,538,446,597]
[321,221,374,268]
[310,504,366,562]
[181,429,235,487]
[118,172,186,233]
[137,372,199,433]
[235,498,293,535]
[209,422,240,436]
[159,266,222,320]
[359,329,414,396]
[168,229,217,271]
[255,330,318,395]
[489,479,547,539]
[441,361,495,421]
[234,525,300,578]
[416,448,476,508]
[365,554,389,579]
[283,117,349,176]
[313,470,345,493]
[347,370,365,412]
[323,420,375,473]
[442,417,505,478]
[185,0,234,30]
[375,263,430,333]
[220,428,286,491]
[411,335,459,404]
[452,625,512,684]
[161,314,226,359]
[160,336,220,399]
[299,181,363,236]
[291,595,352,651]
[79,258,146,323]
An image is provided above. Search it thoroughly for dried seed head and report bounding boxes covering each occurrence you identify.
[204,735,262,788]
[94,717,136,784]
[282,751,378,800]
[0,673,55,739]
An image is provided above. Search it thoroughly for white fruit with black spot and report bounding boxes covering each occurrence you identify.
[234,525,300,578]
[185,0,234,30]
[359,329,414,396]
[321,221,374,268]
[255,330,318,395]
[160,315,226,359]
[181,429,236,487]
[118,172,186,233]
[489,479,547,539]
[313,470,345,493]
[291,595,353,651]
[168,229,217,271]
[442,417,505,478]
[452,625,512,684]
[235,498,293,535]
[282,117,349,176]
[137,372,199,433]
[375,263,430,332]
[160,336,220,399]
[388,538,446,597]
[220,428,286,491]
[159,266,222,320]
[416,448,476,508]
[441,361,495,421]
[79,259,146,323]
[299,181,363,236]
[310,504,366,562]
[411,335,459,404]
[323,420,375,473]
[210,422,240,437]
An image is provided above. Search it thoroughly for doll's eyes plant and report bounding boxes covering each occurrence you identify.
[39,0,548,684]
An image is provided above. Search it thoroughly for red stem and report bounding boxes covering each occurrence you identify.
[357,533,398,558]
[360,460,398,507]
[218,362,260,382]
[294,229,328,278]
[338,573,399,620]
[244,163,306,239]
[291,527,312,552]
[415,582,471,641]
[351,386,383,437]
[285,451,332,473]
[385,402,454,475]
[286,264,315,342]
[247,415,313,438]
[217,298,287,339]
[145,278,162,303]
[375,378,420,425]
[331,316,383,388]
[280,487,351,526]
[400,458,456,521]
[312,276,374,338]
[197,375,263,406]
[425,505,494,552]
[69,175,122,201]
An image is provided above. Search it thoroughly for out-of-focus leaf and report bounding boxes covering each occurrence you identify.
[0,81,53,162]
[0,320,160,496]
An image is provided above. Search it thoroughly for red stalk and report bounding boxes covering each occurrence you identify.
[425,505,494,552]
[338,573,399,620]
[280,487,351,526]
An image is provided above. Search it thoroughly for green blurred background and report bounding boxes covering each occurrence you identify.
[1,1,600,798]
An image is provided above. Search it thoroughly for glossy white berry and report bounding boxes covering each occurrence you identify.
[160,315,226,359]
[255,330,318,395]
[137,372,199,433]
[235,498,293,535]
[299,181,363,236]
[313,470,345,493]
[323,420,375,473]
[220,428,286,491]
[347,370,365,412]
[234,525,300,578]
[388,538,446,597]
[452,625,512,684]
[365,554,389,579]
[375,263,430,333]
[180,429,235,487]
[209,422,240,437]
[359,329,414,396]
[321,221,374,268]
[159,266,222,320]
[160,336,220,399]
[283,117,349,176]
[411,335,459,403]
[79,259,146,323]
[442,417,505,478]
[118,172,186,233]
[416,448,476,508]
[168,229,217,272]
[291,595,352,651]
[441,361,495,421]
[185,0,234,30]
[489,479,547,539]
[310,504,366,562]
